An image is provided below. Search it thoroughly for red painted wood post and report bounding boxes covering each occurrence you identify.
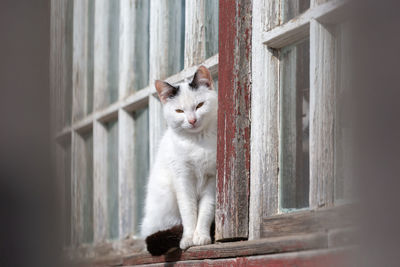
[216,0,252,241]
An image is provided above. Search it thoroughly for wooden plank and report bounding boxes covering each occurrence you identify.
[250,0,280,240]
[118,0,149,98]
[132,248,351,267]
[148,0,184,165]
[216,0,252,241]
[261,205,354,238]
[123,233,327,265]
[184,0,206,68]
[309,20,336,209]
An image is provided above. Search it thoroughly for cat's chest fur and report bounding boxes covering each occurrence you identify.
[173,130,217,178]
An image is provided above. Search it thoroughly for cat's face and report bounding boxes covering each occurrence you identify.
[155,66,217,134]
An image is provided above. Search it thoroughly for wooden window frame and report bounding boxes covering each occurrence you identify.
[250,0,350,241]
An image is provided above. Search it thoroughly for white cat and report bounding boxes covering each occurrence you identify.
[141,66,217,251]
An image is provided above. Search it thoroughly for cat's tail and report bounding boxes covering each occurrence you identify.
[145,222,215,256]
[145,225,183,256]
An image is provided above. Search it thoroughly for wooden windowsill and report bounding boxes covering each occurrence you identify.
[75,232,330,266]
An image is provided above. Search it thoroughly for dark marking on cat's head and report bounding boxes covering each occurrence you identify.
[155,80,180,104]
[189,65,213,90]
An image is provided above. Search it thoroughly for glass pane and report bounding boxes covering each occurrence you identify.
[86,0,95,114]
[82,131,94,243]
[279,39,310,210]
[107,1,120,105]
[106,120,119,239]
[64,0,73,126]
[205,0,219,58]
[132,1,149,92]
[281,0,310,24]
[335,23,352,203]
[133,108,149,233]
[64,141,72,246]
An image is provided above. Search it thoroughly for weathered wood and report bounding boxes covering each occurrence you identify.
[216,0,252,241]
[184,0,218,68]
[261,205,354,238]
[309,20,336,209]
[250,0,280,240]
[148,0,184,165]
[118,0,149,97]
[123,233,327,265]
[262,0,346,48]
[184,0,206,68]
[133,248,351,267]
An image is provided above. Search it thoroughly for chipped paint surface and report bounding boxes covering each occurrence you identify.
[216,0,252,241]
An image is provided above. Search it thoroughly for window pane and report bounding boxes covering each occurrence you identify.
[82,131,94,243]
[279,39,310,210]
[86,0,95,114]
[281,0,310,24]
[205,0,219,58]
[106,120,119,239]
[64,141,72,246]
[133,108,149,233]
[335,22,352,203]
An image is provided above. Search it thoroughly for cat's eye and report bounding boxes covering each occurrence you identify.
[196,102,204,110]
[175,109,184,113]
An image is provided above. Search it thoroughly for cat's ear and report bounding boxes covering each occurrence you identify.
[155,80,179,104]
[189,65,214,90]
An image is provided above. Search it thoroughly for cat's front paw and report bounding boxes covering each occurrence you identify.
[180,235,194,250]
[193,231,211,246]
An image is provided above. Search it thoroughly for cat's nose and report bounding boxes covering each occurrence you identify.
[188,118,197,125]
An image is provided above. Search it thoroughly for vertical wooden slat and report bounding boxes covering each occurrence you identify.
[250,0,280,241]
[184,0,206,68]
[216,0,252,241]
[184,0,219,68]
[310,19,336,209]
[148,0,184,165]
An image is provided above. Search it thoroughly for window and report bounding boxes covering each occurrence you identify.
[51,0,219,256]
[250,0,351,239]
